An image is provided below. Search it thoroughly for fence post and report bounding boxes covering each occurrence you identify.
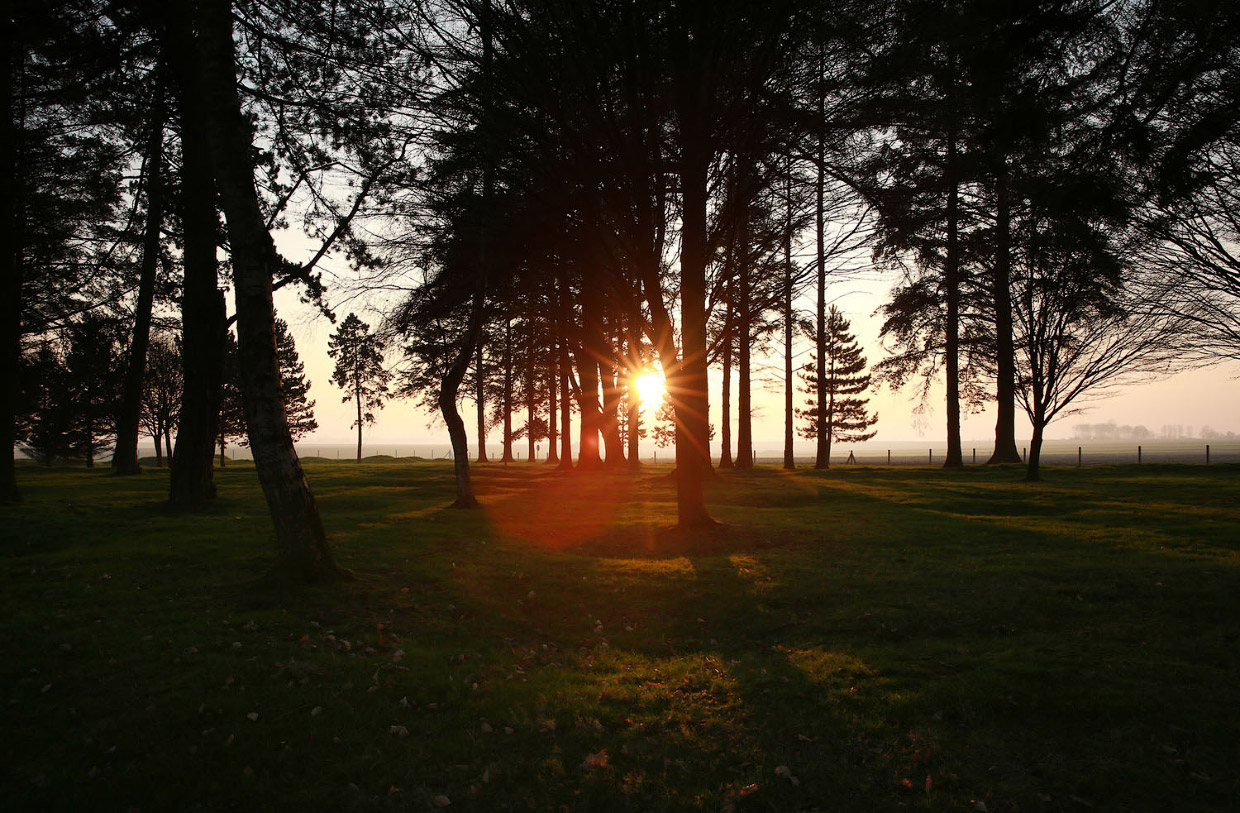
[887,449,891,465]
[929,448,932,465]
[972,448,976,463]
[1206,444,1210,464]
[1078,446,1082,467]
[1138,445,1142,464]
[1022,447,1026,462]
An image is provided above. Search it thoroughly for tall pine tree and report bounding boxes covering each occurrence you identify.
[796,306,877,468]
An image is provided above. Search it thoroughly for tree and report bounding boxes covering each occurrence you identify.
[274,319,318,442]
[796,307,877,467]
[140,333,182,467]
[329,313,391,461]
[62,313,125,467]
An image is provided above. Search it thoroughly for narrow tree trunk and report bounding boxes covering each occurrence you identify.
[0,14,21,503]
[720,275,733,469]
[219,433,226,467]
[167,12,223,507]
[783,169,795,471]
[84,415,94,468]
[525,331,536,462]
[152,430,163,467]
[194,0,338,582]
[546,341,559,464]
[943,122,964,469]
[736,197,753,471]
[113,90,167,476]
[500,317,514,462]
[988,161,1022,464]
[474,341,488,462]
[814,113,829,469]
[600,312,625,466]
[558,276,573,470]
[354,383,363,461]
[575,275,603,468]
[674,133,714,526]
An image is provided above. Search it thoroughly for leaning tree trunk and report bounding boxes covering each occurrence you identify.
[988,161,1022,464]
[440,288,485,508]
[113,90,167,476]
[195,0,338,582]
[1026,416,1046,482]
[0,21,21,503]
[167,10,222,507]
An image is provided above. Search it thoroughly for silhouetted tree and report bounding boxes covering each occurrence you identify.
[329,313,391,462]
[140,333,182,467]
[796,307,877,467]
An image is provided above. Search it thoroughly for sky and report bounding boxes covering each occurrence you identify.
[268,258,1240,454]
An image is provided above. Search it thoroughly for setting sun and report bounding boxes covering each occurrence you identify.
[634,371,666,408]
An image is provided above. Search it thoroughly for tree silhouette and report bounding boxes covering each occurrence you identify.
[329,314,391,462]
[796,307,877,468]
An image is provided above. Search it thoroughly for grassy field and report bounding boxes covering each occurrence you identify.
[2,460,1238,811]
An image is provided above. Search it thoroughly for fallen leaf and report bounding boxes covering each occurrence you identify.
[431,794,451,808]
[389,725,409,737]
[581,750,609,769]
[246,712,259,722]
[775,765,800,786]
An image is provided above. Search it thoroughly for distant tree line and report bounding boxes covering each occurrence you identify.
[4,0,1238,582]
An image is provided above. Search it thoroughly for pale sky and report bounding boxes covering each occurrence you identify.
[268,267,1240,452]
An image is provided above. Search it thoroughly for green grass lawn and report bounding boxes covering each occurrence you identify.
[2,461,1238,811]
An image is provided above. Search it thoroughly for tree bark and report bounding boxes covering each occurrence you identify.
[525,324,536,462]
[558,274,573,470]
[1026,418,1045,482]
[0,19,21,503]
[167,9,223,507]
[720,273,734,468]
[600,310,625,466]
[736,198,753,471]
[575,274,603,468]
[500,316,514,462]
[673,131,713,526]
[814,117,829,469]
[546,337,559,464]
[113,89,167,476]
[474,340,488,462]
[441,288,484,507]
[194,0,338,581]
[783,168,795,471]
[943,122,964,468]
[988,161,1022,464]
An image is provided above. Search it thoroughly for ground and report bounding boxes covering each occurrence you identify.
[1,461,1238,811]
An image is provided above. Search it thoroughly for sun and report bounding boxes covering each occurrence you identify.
[634,370,666,407]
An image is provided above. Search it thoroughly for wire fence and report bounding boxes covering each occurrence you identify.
[753,442,1240,467]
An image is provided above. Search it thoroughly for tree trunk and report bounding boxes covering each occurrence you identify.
[814,117,829,469]
[0,12,21,503]
[720,275,733,469]
[558,275,573,470]
[783,168,795,471]
[988,161,1022,464]
[194,0,338,582]
[1026,418,1045,482]
[113,90,167,476]
[167,8,223,507]
[441,291,484,507]
[736,197,753,471]
[474,341,488,462]
[84,415,94,468]
[943,121,964,469]
[546,341,559,464]
[500,316,514,462]
[219,433,226,467]
[673,131,714,527]
[525,329,536,462]
[355,383,363,461]
[152,430,163,467]
[575,275,603,468]
[600,312,625,466]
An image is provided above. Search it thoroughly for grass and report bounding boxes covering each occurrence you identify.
[1,460,1238,811]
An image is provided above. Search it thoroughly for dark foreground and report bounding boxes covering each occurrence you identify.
[2,461,1237,811]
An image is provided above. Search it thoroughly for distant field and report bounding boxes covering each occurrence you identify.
[2,461,1238,811]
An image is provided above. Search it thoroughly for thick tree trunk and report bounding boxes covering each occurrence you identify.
[442,293,483,507]
[500,317,514,462]
[988,162,1022,464]
[943,125,964,469]
[113,92,167,476]
[194,0,338,582]
[0,13,21,503]
[674,136,714,527]
[624,312,640,467]
[558,277,573,470]
[525,335,536,462]
[575,275,603,468]
[167,11,223,507]
[1026,418,1045,482]
[474,341,488,462]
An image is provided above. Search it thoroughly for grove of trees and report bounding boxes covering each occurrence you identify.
[5,0,1238,577]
